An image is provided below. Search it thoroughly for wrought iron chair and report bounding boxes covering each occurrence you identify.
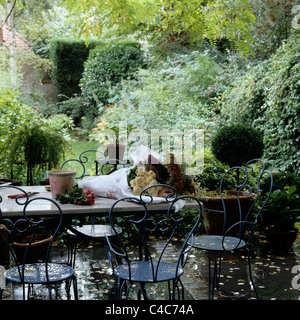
[0,185,78,300]
[59,150,125,268]
[105,184,202,300]
[190,159,273,300]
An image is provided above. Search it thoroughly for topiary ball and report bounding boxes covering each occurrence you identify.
[211,124,264,167]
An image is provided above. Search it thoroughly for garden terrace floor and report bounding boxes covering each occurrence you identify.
[2,234,300,301]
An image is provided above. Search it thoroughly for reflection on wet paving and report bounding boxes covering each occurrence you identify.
[2,236,300,300]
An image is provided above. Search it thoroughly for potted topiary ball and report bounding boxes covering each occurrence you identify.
[199,124,264,235]
[211,124,264,184]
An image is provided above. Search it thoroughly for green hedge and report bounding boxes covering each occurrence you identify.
[80,39,146,106]
[49,38,102,101]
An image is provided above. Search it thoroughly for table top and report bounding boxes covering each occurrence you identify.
[0,185,198,218]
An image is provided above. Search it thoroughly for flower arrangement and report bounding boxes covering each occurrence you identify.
[129,166,162,196]
[128,153,184,197]
[56,184,95,205]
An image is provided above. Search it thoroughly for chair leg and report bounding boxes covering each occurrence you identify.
[208,251,222,300]
[246,249,258,300]
[72,276,78,300]
[137,282,148,300]
[170,278,184,300]
[114,277,126,300]
[67,234,78,269]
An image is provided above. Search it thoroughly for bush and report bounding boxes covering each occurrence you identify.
[216,34,300,174]
[211,124,264,167]
[93,51,219,134]
[80,39,146,107]
[55,95,98,127]
[49,38,102,101]
[0,89,35,176]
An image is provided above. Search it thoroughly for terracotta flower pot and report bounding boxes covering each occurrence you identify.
[12,234,53,263]
[199,191,253,235]
[48,170,76,199]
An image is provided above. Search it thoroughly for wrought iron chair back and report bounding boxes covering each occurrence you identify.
[0,185,77,300]
[219,159,273,248]
[60,149,128,179]
[60,149,128,271]
[191,159,273,300]
[105,184,202,300]
[60,149,106,179]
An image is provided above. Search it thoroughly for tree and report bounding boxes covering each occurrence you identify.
[250,0,296,60]
[62,0,256,57]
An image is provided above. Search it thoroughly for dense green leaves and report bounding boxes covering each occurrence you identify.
[80,40,146,106]
[216,35,300,174]
[49,38,102,101]
[211,124,264,167]
[62,0,256,58]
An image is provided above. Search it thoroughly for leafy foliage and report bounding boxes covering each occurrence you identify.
[211,124,264,167]
[56,184,95,205]
[62,0,256,57]
[80,39,146,106]
[216,35,300,174]
[263,185,300,231]
[3,122,69,169]
[49,38,102,101]
[93,51,219,135]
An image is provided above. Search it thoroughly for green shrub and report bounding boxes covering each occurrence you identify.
[94,51,219,134]
[55,95,98,127]
[211,124,264,167]
[80,39,146,106]
[0,89,35,176]
[49,38,102,101]
[216,35,300,174]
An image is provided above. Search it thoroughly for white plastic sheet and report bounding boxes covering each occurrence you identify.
[77,146,185,209]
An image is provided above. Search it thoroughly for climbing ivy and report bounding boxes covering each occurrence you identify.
[216,34,300,174]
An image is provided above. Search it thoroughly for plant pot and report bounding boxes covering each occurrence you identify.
[200,191,253,236]
[39,178,50,185]
[106,144,126,164]
[48,170,76,199]
[12,233,53,263]
[265,228,298,252]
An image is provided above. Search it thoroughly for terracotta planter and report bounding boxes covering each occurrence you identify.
[39,178,50,185]
[106,144,126,164]
[265,228,298,252]
[48,170,76,199]
[12,233,53,263]
[200,191,253,235]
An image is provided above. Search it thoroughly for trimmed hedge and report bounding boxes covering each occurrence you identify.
[211,124,264,167]
[49,38,102,101]
[80,39,146,106]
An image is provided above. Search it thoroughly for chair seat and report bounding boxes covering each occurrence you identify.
[5,263,75,284]
[115,261,184,283]
[191,235,246,251]
[68,224,122,240]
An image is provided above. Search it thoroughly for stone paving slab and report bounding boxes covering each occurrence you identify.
[2,237,300,300]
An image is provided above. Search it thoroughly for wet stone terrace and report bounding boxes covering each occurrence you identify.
[2,235,300,300]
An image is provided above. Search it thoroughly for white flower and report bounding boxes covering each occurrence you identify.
[137,166,146,176]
